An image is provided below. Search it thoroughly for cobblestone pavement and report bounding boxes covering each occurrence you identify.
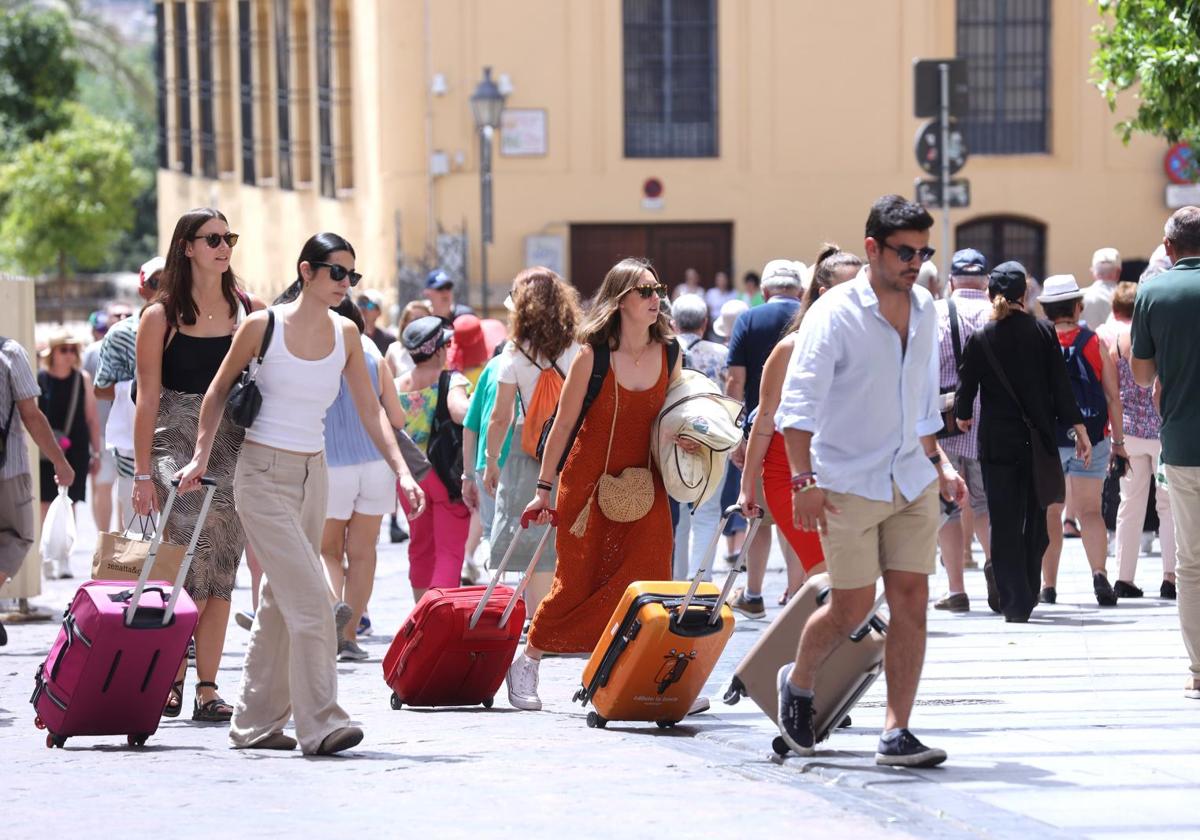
[2,510,1197,839]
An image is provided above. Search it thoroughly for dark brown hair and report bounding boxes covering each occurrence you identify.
[576,257,675,350]
[509,266,581,361]
[789,244,863,333]
[158,208,240,326]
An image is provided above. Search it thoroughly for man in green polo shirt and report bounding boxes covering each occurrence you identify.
[1131,204,1200,700]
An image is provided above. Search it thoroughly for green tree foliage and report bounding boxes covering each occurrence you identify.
[0,108,147,278]
[1093,0,1200,147]
[0,7,80,153]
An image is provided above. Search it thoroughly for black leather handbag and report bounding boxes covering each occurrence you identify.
[227,309,274,428]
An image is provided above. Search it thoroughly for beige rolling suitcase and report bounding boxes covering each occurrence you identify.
[722,573,887,756]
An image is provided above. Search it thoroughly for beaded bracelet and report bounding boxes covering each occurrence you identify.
[789,471,817,487]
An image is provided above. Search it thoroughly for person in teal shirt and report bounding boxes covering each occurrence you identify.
[462,352,514,542]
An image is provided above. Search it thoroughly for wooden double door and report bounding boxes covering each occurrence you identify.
[569,223,733,301]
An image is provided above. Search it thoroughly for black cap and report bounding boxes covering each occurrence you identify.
[402,315,452,355]
[988,261,1028,302]
[950,248,987,276]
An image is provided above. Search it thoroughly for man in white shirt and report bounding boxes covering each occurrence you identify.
[773,194,965,768]
[1081,247,1122,328]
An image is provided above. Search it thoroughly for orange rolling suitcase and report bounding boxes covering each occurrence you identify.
[573,507,760,730]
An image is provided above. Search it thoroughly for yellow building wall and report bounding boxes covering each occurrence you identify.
[158,0,1171,311]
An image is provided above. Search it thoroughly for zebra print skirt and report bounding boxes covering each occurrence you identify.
[151,387,247,602]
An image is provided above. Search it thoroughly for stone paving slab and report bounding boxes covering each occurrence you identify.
[2,511,1198,838]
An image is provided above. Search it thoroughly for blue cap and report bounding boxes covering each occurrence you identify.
[950,248,987,276]
[425,269,453,290]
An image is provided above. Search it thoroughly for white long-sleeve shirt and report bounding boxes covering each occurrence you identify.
[774,269,942,503]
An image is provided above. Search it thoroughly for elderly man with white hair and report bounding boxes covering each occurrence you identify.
[670,294,731,581]
[724,259,805,617]
[1082,247,1122,328]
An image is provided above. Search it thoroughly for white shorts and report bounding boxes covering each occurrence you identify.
[326,460,396,520]
[94,448,117,485]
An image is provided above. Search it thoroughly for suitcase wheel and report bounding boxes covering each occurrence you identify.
[722,677,745,705]
[481,697,494,709]
[33,716,46,731]
[839,715,852,729]
[389,692,403,711]
[46,733,67,749]
[127,734,150,748]
[655,720,679,730]
[586,711,607,729]
[771,736,789,757]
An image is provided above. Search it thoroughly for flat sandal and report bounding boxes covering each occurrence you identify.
[192,680,234,723]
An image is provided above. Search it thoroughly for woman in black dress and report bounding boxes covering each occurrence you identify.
[954,262,1090,622]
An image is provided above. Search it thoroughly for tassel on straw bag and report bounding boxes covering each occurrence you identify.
[569,373,655,537]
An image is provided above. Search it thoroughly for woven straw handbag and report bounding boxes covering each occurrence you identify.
[569,372,655,536]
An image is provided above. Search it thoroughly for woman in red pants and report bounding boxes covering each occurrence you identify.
[739,246,862,601]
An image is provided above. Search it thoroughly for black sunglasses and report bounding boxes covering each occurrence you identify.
[881,242,936,264]
[312,261,363,287]
[626,283,667,299]
[191,232,240,248]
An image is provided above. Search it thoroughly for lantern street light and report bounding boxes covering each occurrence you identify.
[470,66,506,314]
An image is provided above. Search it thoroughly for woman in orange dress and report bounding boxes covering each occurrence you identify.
[505,257,685,711]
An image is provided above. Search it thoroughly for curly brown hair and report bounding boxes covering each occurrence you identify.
[509,267,582,361]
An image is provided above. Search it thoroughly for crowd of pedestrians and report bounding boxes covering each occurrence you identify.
[3,198,1198,758]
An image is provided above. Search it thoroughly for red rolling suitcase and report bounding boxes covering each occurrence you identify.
[30,479,215,749]
[382,509,556,710]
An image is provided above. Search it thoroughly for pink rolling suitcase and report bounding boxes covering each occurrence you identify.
[30,479,215,749]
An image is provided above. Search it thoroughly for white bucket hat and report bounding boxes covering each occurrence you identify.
[1037,274,1084,304]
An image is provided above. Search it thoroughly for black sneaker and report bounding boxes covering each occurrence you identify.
[389,516,409,544]
[776,665,815,755]
[875,729,947,768]
[1094,573,1118,607]
[983,562,1000,614]
[1039,586,1057,605]
[1113,580,1143,598]
[1161,580,1177,600]
[187,638,196,660]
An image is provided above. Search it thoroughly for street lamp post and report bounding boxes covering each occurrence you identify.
[470,66,506,315]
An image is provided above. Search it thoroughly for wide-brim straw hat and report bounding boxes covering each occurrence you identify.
[39,329,84,358]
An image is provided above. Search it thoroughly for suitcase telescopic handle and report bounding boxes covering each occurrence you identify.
[678,504,763,621]
[468,508,558,630]
[124,477,218,628]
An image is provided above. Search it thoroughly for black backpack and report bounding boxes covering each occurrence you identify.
[426,370,464,501]
[536,339,680,474]
[1055,327,1108,447]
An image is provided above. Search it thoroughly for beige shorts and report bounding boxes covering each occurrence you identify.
[819,480,939,590]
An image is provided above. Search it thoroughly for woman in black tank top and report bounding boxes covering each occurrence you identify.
[36,333,100,531]
[132,208,265,723]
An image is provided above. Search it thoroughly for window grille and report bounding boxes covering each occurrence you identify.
[174,1,192,174]
[238,0,255,183]
[623,0,718,158]
[197,1,216,178]
[957,215,1046,281]
[955,0,1050,155]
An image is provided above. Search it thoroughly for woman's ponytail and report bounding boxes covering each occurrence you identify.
[273,278,303,306]
[991,295,1012,321]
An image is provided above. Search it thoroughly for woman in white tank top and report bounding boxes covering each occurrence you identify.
[175,232,426,756]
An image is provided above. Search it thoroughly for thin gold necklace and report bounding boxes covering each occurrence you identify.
[627,339,653,366]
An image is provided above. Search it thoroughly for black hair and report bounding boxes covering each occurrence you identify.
[273,232,357,305]
[864,194,934,243]
[333,295,365,333]
[743,271,761,289]
[159,207,241,326]
[1041,298,1080,322]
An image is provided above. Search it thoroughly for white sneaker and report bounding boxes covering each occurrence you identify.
[506,654,542,711]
